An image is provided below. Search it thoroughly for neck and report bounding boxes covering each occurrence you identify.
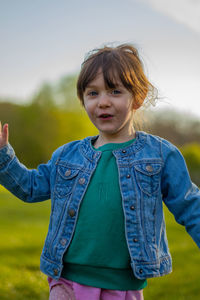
[94,129,136,148]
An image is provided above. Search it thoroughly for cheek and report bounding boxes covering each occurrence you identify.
[84,103,95,118]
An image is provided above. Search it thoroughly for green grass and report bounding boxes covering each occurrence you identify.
[0,186,50,300]
[0,186,199,299]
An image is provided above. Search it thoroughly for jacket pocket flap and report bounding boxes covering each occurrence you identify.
[134,163,162,176]
[57,165,79,180]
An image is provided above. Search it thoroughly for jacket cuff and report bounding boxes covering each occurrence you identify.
[0,143,15,168]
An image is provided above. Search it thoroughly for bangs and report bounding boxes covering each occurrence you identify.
[78,50,133,95]
[101,51,134,92]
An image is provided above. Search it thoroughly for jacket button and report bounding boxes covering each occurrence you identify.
[133,238,138,242]
[130,205,135,210]
[53,269,59,276]
[146,165,153,172]
[79,178,85,185]
[65,170,71,176]
[122,150,126,153]
[60,238,67,246]
[139,269,143,274]
[68,209,76,217]
[126,174,131,178]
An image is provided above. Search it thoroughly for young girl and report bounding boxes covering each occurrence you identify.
[0,44,200,300]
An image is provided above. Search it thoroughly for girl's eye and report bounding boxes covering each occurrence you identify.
[88,91,98,96]
[111,89,121,95]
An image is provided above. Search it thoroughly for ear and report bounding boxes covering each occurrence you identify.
[132,102,141,110]
[132,97,143,110]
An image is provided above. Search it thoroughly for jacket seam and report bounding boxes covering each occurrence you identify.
[0,154,15,169]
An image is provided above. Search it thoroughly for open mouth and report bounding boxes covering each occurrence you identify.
[99,114,113,119]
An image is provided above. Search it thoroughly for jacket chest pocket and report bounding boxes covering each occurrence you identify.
[134,162,162,196]
[54,165,79,198]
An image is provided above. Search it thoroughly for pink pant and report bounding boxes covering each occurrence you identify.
[48,277,144,300]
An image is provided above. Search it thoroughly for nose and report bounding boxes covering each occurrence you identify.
[98,93,111,108]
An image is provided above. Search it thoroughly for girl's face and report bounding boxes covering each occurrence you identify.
[83,70,137,145]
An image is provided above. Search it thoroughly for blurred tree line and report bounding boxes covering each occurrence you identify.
[0,74,97,168]
[0,73,200,185]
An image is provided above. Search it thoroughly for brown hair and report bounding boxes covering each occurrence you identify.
[77,43,157,109]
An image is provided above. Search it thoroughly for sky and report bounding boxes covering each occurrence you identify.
[0,0,200,117]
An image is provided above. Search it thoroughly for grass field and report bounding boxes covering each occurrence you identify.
[0,185,199,300]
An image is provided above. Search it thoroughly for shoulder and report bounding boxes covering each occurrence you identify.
[139,131,179,150]
[51,137,91,160]
[138,131,183,160]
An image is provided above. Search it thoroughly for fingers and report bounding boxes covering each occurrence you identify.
[0,121,9,146]
[3,123,9,144]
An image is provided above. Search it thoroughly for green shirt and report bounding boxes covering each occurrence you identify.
[62,139,147,290]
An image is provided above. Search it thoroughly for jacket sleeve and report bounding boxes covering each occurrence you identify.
[161,139,200,248]
[0,143,61,203]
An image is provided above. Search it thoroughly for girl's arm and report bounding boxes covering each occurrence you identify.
[0,122,60,203]
[161,139,200,248]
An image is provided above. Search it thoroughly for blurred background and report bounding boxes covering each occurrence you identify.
[0,1,200,299]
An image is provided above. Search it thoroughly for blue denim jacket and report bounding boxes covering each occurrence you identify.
[0,131,199,280]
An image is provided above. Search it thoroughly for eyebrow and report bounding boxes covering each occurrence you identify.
[85,85,98,89]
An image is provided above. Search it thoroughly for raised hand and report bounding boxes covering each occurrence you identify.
[0,122,9,149]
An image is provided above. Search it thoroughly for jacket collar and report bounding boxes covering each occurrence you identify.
[80,131,147,162]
